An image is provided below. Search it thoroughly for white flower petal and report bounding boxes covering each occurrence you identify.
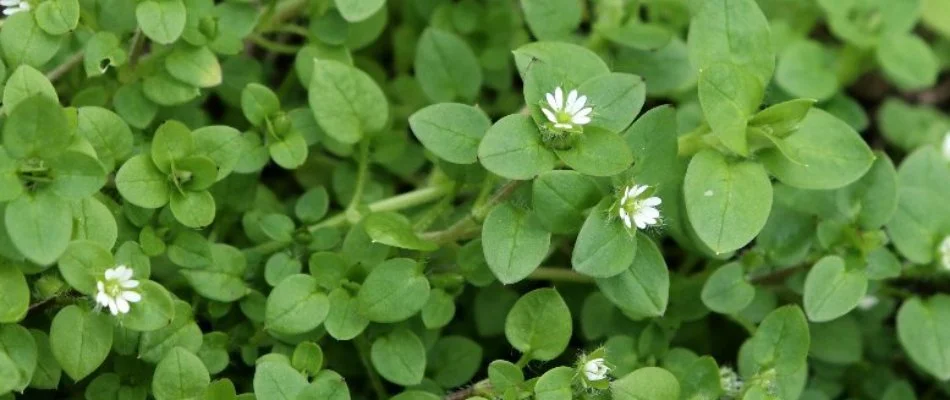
[104,268,118,280]
[546,92,558,110]
[541,108,558,124]
[632,185,648,196]
[97,281,105,292]
[0,0,19,6]
[569,95,588,114]
[575,107,593,118]
[943,133,950,160]
[639,207,660,219]
[642,197,662,207]
[566,90,578,112]
[121,279,140,289]
[572,115,591,125]
[122,291,142,303]
[620,213,632,228]
[554,87,564,110]
[118,265,134,281]
[634,215,647,229]
[96,292,111,307]
[554,122,573,130]
[116,297,130,314]
[107,299,118,315]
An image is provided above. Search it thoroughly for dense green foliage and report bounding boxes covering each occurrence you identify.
[1,0,950,399]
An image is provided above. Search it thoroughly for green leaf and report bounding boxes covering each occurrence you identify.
[291,341,324,377]
[0,148,19,203]
[488,360,524,391]
[296,187,330,223]
[3,95,72,159]
[324,288,369,340]
[240,83,280,126]
[57,240,113,294]
[49,151,107,199]
[298,370,350,400]
[408,103,490,164]
[803,256,867,322]
[50,305,113,381]
[308,60,388,144]
[897,295,950,380]
[572,200,637,278]
[697,62,763,155]
[513,41,610,108]
[688,0,775,85]
[151,120,194,173]
[760,109,874,190]
[0,324,35,392]
[192,125,245,181]
[749,99,815,137]
[253,362,308,400]
[27,330,61,390]
[531,170,601,234]
[265,274,330,335]
[749,305,809,396]
[808,315,862,364]
[611,367,681,400]
[701,262,755,314]
[599,23,673,51]
[477,114,556,180]
[5,191,73,266]
[534,366,574,400]
[136,0,187,44]
[371,328,426,386]
[427,336,483,387]
[166,45,222,88]
[34,0,80,35]
[421,289,456,329]
[334,0,385,22]
[170,190,216,228]
[520,0,581,40]
[152,347,210,400]
[113,83,158,129]
[576,73,646,133]
[3,65,57,112]
[363,212,436,251]
[838,153,898,229]
[115,154,171,208]
[84,32,128,77]
[482,203,551,284]
[0,261,28,323]
[775,40,838,101]
[142,70,200,106]
[0,352,18,395]
[596,233,670,318]
[554,127,634,177]
[138,301,202,362]
[0,12,62,68]
[684,150,773,254]
[876,33,939,91]
[119,280,176,332]
[357,258,430,323]
[180,244,248,302]
[76,106,134,172]
[414,28,482,102]
[268,131,309,169]
[505,288,572,361]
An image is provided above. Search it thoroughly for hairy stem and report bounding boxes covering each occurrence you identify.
[46,51,85,82]
[422,181,524,244]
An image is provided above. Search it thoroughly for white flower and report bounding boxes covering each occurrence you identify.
[618,184,662,229]
[583,358,609,381]
[940,236,950,271]
[541,86,592,131]
[1,0,29,16]
[942,132,950,161]
[719,366,743,398]
[95,265,142,315]
[857,295,879,310]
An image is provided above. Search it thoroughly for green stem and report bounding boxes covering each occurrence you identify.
[421,181,524,244]
[249,34,301,54]
[347,140,371,213]
[308,185,453,232]
[46,51,85,82]
[356,335,388,399]
[262,23,310,37]
[527,267,595,284]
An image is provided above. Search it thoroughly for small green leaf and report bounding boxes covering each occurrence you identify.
[5,191,73,266]
[363,212,437,251]
[572,200,637,278]
[136,0,187,44]
[115,155,170,208]
[166,45,222,88]
[803,256,867,322]
[876,33,939,91]
[241,83,280,126]
[684,150,773,254]
[0,13,62,68]
[265,274,330,335]
[482,203,551,284]
[701,262,755,314]
[119,280,176,332]
[414,28,482,102]
[408,103,490,164]
[554,127,634,177]
[308,60,388,144]
[169,190,216,228]
[505,288,572,361]
[0,324,36,392]
[152,347,210,400]
[698,62,763,155]
[0,261,28,323]
[611,367,681,400]
[576,72,646,133]
[477,114,556,180]
[371,328,426,386]
[534,366,574,400]
[531,170,601,234]
[34,0,81,36]
[3,95,72,159]
[520,0,581,40]
[253,362,308,400]
[50,305,113,381]
[897,295,950,380]
[357,258,430,323]
[775,40,838,101]
[596,233,670,318]
[324,288,369,340]
[688,0,774,85]
[84,32,128,77]
[268,131,309,170]
[334,0,385,22]
[3,65,57,112]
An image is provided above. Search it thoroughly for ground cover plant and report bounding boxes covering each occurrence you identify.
[1,0,950,399]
